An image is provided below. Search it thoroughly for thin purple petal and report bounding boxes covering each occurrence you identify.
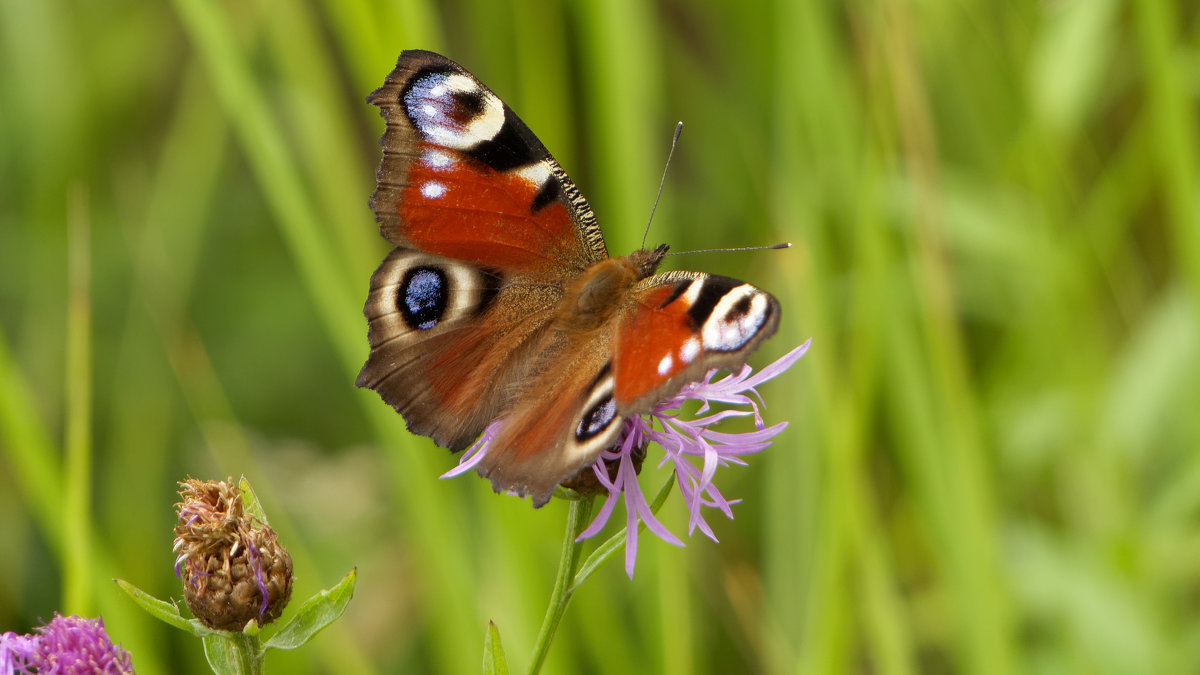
[244,539,270,618]
[577,464,621,540]
[441,421,502,478]
[1,631,38,675]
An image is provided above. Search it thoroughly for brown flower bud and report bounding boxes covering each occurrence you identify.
[173,479,293,631]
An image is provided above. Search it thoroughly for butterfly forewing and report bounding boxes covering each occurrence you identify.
[369,50,607,279]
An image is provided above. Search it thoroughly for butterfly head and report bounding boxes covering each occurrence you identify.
[631,243,670,279]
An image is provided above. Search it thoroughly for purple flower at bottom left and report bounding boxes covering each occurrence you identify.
[1,614,133,675]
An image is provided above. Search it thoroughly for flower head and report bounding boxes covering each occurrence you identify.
[579,341,810,575]
[446,340,810,577]
[173,479,293,631]
[34,615,134,674]
[1,630,37,675]
[2,614,133,675]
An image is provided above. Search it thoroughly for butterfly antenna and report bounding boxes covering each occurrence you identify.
[665,242,792,256]
[642,122,684,250]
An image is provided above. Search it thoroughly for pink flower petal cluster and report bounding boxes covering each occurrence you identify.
[578,340,809,576]
[1,614,133,674]
[0,630,36,675]
[446,340,810,577]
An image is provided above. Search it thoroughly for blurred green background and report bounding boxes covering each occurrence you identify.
[3,0,1199,672]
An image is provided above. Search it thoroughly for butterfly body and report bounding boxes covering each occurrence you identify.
[359,50,780,505]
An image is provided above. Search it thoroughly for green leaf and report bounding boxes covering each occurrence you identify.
[238,475,269,525]
[263,568,357,651]
[482,621,508,675]
[203,635,241,675]
[114,578,217,639]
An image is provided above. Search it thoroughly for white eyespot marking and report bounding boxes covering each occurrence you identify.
[404,71,505,150]
[366,250,494,335]
[579,398,616,437]
[420,181,447,199]
[567,372,623,462]
[512,162,552,188]
[680,337,701,364]
[681,279,704,307]
[657,354,674,376]
[422,148,454,169]
[702,285,770,352]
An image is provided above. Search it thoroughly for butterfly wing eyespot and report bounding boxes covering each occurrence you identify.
[613,272,781,413]
[694,282,775,352]
[569,364,624,455]
[396,266,449,330]
[358,248,542,451]
[577,395,618,441]
[401,69,506,152]
[361,249,501,340]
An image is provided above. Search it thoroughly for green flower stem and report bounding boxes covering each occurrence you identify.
[203,631,263,675]
[232,633,263,675]
[527,496,594,675]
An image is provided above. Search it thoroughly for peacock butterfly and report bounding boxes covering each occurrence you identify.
[357,50,780,506]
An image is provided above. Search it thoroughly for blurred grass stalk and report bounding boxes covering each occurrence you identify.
[63,184,94,614]
[0,198,170,672]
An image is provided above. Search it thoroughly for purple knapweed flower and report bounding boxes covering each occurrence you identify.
[1,630,37,675]
[1,614,134,675]
[446,340,810,577]
[35,615,134,674]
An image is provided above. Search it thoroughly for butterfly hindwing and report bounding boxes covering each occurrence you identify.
[356,247,560,450]
[474,333,622,506]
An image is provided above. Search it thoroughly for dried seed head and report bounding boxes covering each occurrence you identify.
[174,479,293,631]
